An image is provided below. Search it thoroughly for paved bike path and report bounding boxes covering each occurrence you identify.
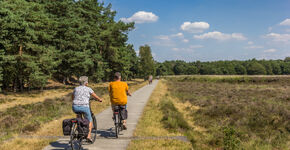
[43,80,159,150]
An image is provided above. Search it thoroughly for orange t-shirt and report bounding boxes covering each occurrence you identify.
[108,81,129,105]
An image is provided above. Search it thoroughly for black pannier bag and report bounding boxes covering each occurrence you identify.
[76,118,90,137]
[62,119,73,136]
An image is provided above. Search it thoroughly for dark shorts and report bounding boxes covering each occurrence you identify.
[111,104,128,120]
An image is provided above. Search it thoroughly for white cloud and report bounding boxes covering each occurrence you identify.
[171,32,184,38]
[181,21,210,33]
[194,31,247,41]
[120,11,158,24]
[152,35,174,47]
[182,39,189,43]
[245,45,264,49]
[156,35,170,41]
[172,45,203,52]
[265,33,290,43]
[280,18,290,26]
[264,49,277,53]
[248,41,254,45]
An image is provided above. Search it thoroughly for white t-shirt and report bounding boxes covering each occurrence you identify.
[73,86,94,107]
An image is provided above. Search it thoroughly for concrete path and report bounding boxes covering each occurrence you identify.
[43,80,159,150]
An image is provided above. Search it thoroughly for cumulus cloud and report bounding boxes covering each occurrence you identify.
[120,11,158,24]
[264,49,277,53]
[181,21,210,33]
[194,31,247,41]
[265,33,290,43]
[280,18,290,26]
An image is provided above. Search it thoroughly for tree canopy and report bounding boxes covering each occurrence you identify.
[0,0,139,92]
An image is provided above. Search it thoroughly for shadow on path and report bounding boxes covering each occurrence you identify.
[48,141,69,150]
[97,128,124,139]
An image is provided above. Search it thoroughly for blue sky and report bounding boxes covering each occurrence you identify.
[102,0,290,62]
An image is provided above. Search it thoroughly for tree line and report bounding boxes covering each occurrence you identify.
[0,0,155,92]
[156,57,290,76]
[0,0,289,93]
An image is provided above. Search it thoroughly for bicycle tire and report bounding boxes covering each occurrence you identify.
[70,123,81,150]
[115,113,119,138]
[91,115,97,143]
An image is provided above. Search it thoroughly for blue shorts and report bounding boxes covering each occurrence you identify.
[72,105,92,122]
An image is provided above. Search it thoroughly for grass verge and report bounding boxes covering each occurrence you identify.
[127,80,192,150]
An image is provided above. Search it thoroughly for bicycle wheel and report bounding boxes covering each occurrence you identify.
[70,123,81,150]
[91,115,97,143]
[114,114,119,138]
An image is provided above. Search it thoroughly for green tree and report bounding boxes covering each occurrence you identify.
[0,48,3,92]
[247,62,266,75]
[186,63,198,75]
[281,62,290,74]
[271,61,282,75]
[284,57,290,62]
[139,45,155,79]
[0,0,59,91]
[234,64,247,75]
[173,61,187,75]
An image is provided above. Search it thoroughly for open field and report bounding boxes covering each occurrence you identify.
[129,76,290,150]
[0,79,147,150]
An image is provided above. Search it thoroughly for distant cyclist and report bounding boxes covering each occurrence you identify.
[72,76,102,142]
[148,75,153,84]
[108,72,131,129]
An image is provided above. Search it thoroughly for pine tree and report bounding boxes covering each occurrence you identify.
[0,0,59,91]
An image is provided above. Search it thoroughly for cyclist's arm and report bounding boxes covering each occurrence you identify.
[91,92,102,102]
[125,83,131,96]
[127,91,132,96]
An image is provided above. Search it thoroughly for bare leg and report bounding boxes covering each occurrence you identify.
[87,122,92,139]
[122,120,127,130]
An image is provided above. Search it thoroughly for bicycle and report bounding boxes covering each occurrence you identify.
[69,101,98,150]
[113,105,126,138]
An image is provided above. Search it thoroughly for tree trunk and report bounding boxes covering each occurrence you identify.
[63,77,66,85]
[19,77,23,92]
[13,79,17,92]
[19,45,23,56]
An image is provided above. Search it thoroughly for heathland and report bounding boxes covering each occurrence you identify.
[128,76,289,150]
[0,79,147,150]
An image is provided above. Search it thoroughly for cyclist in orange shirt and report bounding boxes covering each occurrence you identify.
[108,72,131,129]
